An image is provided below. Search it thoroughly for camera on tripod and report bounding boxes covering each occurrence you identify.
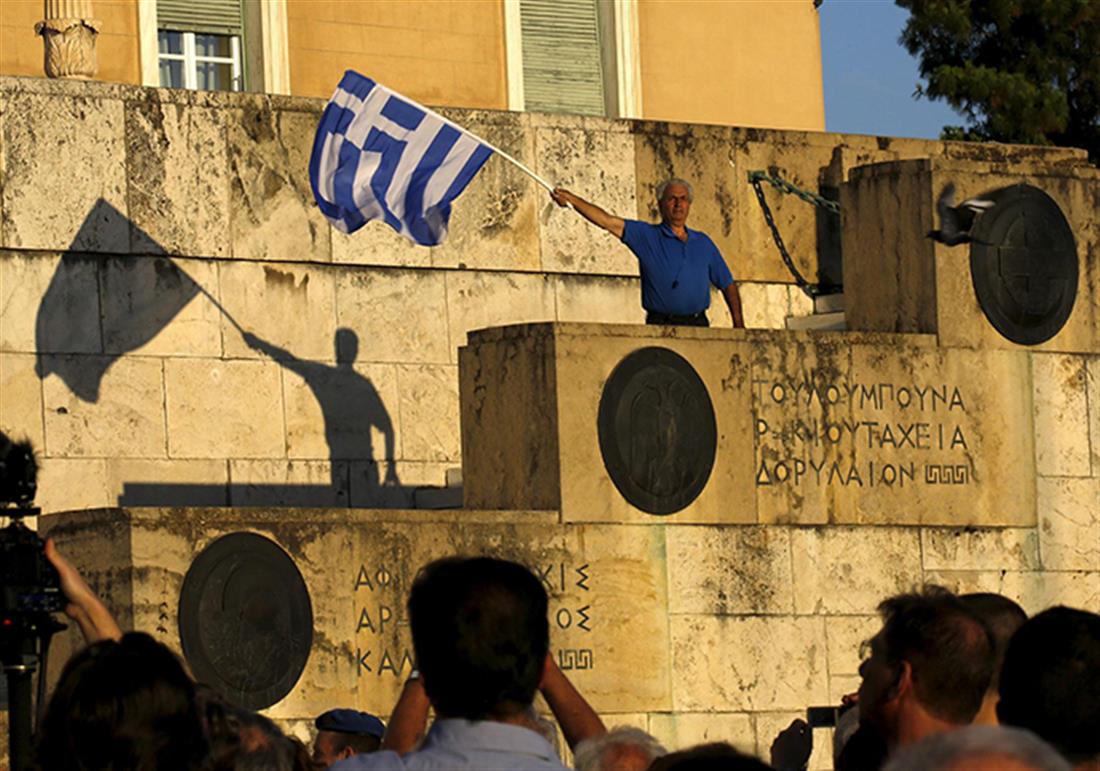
[1,430,68,771]
[0,433,63,618]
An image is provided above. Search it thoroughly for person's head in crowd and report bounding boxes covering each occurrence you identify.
[858,586,994,749]
[36,632,208,771]
[408,556,549,721]
[958,592,1027,725]
[572,726,665,771]
[648,742,772,771]
[882,725,1071,771]
[997,606,1100,769]
[312,709,385,766]
[233,710,312,771]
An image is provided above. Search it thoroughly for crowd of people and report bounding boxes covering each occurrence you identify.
[28,540,1100,771]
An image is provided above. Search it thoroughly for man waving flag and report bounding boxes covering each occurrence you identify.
[310,71,549,247]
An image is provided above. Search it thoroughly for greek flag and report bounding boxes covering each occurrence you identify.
[309,71,493,246]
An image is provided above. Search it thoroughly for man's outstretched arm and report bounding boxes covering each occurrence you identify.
[551,188,626,240]
[722,282,745,329]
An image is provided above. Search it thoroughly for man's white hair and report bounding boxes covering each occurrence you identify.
[883,725,1070,771]
[573,726,666,771]
[657,178,694,203]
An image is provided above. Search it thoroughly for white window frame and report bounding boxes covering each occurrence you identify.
[158,30,243,91]
[139,0,290,94]
[503,0,641,118]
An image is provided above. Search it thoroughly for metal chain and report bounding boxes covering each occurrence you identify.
[747,170,841,214]
[746,170,842,298]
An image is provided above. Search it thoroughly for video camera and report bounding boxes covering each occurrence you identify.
[1,430,67,771]
[0,433,63,617]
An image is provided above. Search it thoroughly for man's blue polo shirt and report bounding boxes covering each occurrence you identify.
[621,219,734,316]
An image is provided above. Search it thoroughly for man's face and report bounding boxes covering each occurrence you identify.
[857,631,901,737]
[312,730,347,767]
[658,183,692,228]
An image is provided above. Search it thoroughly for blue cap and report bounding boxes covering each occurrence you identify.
[315,709,385,738]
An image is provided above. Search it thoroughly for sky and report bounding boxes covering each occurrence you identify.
[819,0,964,139]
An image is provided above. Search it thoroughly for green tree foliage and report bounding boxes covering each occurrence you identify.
[896,0,1099,161]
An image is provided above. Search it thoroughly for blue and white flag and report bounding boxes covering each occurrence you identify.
[310,71,494,246]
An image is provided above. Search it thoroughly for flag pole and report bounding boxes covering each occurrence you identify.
[384,84,556,193]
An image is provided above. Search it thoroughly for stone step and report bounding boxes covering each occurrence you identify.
[813,292,845,314]
[785,310,847,331]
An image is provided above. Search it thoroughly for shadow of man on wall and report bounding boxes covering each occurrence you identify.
[242,327,400,497]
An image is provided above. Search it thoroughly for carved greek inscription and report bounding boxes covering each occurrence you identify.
[350,559,596,676]
[558,648,594,670]
[753,373,974,490]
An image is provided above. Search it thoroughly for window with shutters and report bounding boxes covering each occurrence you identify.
[518,0,615,117]
[157,0,244,92]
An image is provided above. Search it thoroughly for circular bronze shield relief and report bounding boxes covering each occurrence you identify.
[179,532,313,710]
[969,184,1078,345]
[597,347,717,515]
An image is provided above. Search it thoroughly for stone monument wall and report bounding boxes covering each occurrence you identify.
[0,75,1087,514]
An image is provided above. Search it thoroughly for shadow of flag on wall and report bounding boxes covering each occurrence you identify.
[34,199,202,402]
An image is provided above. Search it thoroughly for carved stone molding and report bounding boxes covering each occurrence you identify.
[36,0,100,79]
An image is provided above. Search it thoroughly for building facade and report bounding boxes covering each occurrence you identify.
[0,0,825,130]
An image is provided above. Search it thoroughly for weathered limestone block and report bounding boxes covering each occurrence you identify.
[164,358,285,458]
[534,114,637,275]
[647,712,755,755]
[396,364,459,462]
[219,261,337,361]
[229,103,331,263]
[335,268,450,364]
[101,257,222,357]
[1,91,127,251]
[40,510,670,718]
[920,528,1040,572]
[840,161,935,334]
[431,109,540,272]
[106,458,230,507]
[463,325,1038,526]
[670,616,828,711]
[791,528,922,615]
[925,570,1100,616]
[348,460,451,508]
[445,270,556,359]
[553,274,644,325]
[43,355,166,457]
[0,251,99,353]
[0,353,45,448]
[1091,357,1100,474]
[126,95,230,257]
[1033,353,1092,476]
[1037,476,1100,571]
[844,158,1100,353]
[755,335,1035,526]
[36,458,109,513]
[740,283,797,330]
[283,361,400,461]
[666,526,794,614]
[228,459,349,507]
[825,615,879,676]
[331,219,430,268]
[461,324,756,523]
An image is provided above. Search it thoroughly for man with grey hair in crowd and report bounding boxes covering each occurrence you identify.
[883,725,1070,771]
[572,726,666,771]
[551,180,744,328]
